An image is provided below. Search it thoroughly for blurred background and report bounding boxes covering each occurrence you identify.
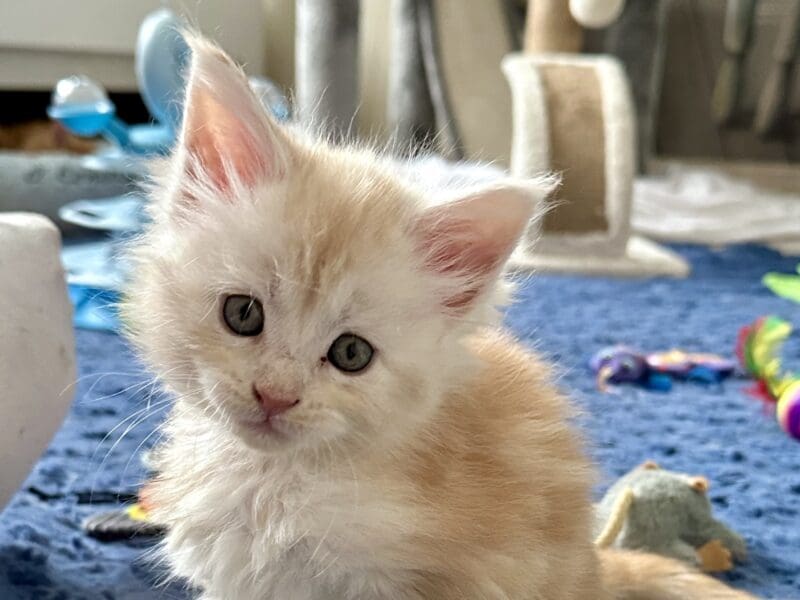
[1,2,800,598]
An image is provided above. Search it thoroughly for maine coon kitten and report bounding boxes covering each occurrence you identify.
[123,36,755,600]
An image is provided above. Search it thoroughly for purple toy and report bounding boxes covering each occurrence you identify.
[591,346,737,392]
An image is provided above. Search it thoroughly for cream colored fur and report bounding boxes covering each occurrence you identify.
[122,36,755,600]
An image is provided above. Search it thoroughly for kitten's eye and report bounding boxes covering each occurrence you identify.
[327,333,374,373]
[222,295,264,337]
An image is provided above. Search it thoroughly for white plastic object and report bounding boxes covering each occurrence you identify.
[569,0,626,29]
[0,213,75,511]
[50,75,110,108]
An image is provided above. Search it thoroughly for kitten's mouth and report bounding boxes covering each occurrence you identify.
[239,415,292,438]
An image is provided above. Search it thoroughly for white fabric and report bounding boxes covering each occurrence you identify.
[632,166,800,252]
[0,213,75,511]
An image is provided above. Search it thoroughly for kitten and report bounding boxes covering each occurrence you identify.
[123,36,755,600]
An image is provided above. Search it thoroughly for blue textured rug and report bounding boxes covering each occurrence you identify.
[1,244,799,599]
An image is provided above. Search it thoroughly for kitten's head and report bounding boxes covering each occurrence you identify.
[124,37,547,455]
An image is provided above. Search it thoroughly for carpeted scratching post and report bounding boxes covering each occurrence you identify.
[387,0,436,154]
[599,0,669,171]
[295,0,360,139]
[711,0,758,127]
[753,0,800,138]
[416,0,515,165]
[503,0,688,277]
[524,0,584,53]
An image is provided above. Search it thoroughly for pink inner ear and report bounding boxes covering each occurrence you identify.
[177,37,286,198]
[184,83,272,193]
[422,219,511,309]
[417,186,536,311]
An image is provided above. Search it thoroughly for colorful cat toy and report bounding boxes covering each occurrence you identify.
[762,263,800,305]
[590,346,736,392]
[737,316,800,441]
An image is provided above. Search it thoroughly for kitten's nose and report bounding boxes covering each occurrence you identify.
[252,385,300,418]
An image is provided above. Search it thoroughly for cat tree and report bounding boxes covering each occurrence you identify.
[503,0,688,277]
[293,0,687,276]
[295,0,360,139]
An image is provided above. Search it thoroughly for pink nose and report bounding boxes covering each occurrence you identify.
[252,385,300,419]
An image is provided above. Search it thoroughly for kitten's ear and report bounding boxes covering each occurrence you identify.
[415,181,546,311]
[177,35,288,197]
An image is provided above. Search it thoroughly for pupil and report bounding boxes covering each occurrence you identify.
[239,304,250,321]
[346,341,357,361]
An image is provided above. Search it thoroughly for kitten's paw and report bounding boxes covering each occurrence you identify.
[697,539,733,572]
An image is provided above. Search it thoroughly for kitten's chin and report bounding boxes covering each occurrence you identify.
[230,416,310,452]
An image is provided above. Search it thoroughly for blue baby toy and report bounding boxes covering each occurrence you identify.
[48,9,188,156]
[48,9,289,160]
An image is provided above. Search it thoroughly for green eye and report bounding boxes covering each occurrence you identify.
[222,295,264,337]
[327,333,374,373]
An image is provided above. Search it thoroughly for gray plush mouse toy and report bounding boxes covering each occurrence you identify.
[594,461,747,572]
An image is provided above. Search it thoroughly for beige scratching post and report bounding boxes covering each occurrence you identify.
[504,0,688,277]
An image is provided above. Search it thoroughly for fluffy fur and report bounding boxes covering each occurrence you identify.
[123,36,755,600]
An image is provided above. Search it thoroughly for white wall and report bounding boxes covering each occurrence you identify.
[0,0,266,90]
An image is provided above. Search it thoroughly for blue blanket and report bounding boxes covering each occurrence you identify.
[2,244,799,599]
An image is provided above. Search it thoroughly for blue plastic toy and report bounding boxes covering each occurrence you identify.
[48,9,188,156]
[49,9,289,160]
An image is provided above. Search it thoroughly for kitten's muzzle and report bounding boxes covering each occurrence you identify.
[252,384,300,420]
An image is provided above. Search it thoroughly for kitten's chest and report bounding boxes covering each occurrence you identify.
[157,434,422,598]
[196,461,412,579]
[196,474,412,600]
